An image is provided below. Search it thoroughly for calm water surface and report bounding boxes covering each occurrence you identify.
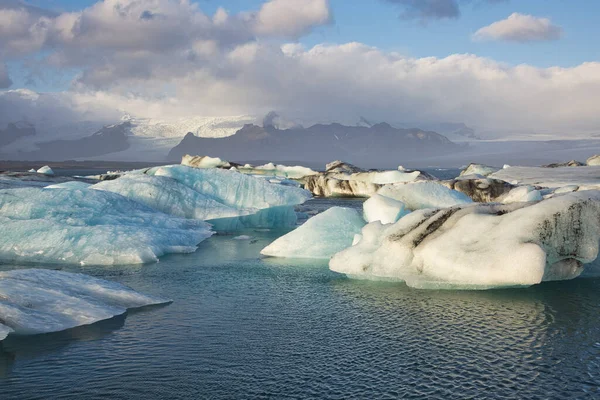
[0,197,599,399]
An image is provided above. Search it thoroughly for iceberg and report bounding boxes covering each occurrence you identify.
[442,177,515,203]
[36,166,54,176]
[499,185,543,203]
[261,207,366,259]
[0,269,169,339]
[378,181,473,210]
[238,162,319,179]
[91,174,253,221]
[0,187,213,265]
[587,155,600,166]
[181,154,231,169]
[363,194,408,224]
[459,163,498,177]
[150,165,312,210]
[490,165,600,190]
[330,191,600,289]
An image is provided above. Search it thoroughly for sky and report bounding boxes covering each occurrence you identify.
[1,0,600,136]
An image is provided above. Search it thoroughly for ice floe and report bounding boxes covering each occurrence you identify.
[0,269,169,339]
[36,166,54,176]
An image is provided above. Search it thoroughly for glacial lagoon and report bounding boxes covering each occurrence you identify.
[1,197,598,399]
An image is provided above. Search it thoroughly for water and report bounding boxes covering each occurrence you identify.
[0,197,599,399]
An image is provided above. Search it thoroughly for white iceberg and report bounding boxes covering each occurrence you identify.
[330,191,600,289]
[238,162,319,179]
[261,207,366,259]
[181,154,231,169]
[0,187,213,265]
[378,181,473,210]
[499,185,543,203]
[91,174,253,221]
[459,163,498,177]
[363,194,408,224]
[586,155,600,166]
[37,166,54,175]
[0,269,169,339]
[490,166,600,190]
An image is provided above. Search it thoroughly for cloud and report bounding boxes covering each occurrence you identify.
[382,0,507,22]
[0,63,12,88]
[473,13,563,42]
[4,42,600,136]
[253,0,332,37]
[0,0,332,87]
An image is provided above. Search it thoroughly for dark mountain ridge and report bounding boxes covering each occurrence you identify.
[168,122,460,166]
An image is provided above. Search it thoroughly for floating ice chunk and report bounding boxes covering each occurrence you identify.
[27,169,36,173]
[37,166,54,175]
[586,155,600,166]
[363,194,408,224]
[499,186,543,203]
[151,165,311,210]
[233,235,253,240]
[91,174,253,221]
[239,163,319,179]
[0,269,169,338]
[181,154,231,169]
[261,207,365,259]
[490,166,600,190]
[378,181,472,210]
[0,187,213,265]
[330,191,600,289]
[45,181,92,190]
[459,163,499,177]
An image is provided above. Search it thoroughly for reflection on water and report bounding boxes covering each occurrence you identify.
[0,201,598,398]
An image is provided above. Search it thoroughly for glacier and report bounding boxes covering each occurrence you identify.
[490,165,600,190]
[0,269,169,339]
[260,207,366,259]
[0,187,213,265]
[330,191,600,289]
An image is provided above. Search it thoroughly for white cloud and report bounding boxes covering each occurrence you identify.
[253,0,332,37]
[473,13,563,42]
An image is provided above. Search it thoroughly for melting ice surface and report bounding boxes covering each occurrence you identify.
[0,187,213,265]
[0,269,169,339]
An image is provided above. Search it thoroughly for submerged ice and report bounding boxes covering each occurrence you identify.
[0,269,169,339]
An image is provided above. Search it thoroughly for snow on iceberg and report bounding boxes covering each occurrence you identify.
[260,207,365,259]
[499,185,543,204]
[0,269,169,339]
[330,191,600,289]
[91,174,253,221]
[363,194,408,224]
[378,181,472,210]
[0,187,213,265]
